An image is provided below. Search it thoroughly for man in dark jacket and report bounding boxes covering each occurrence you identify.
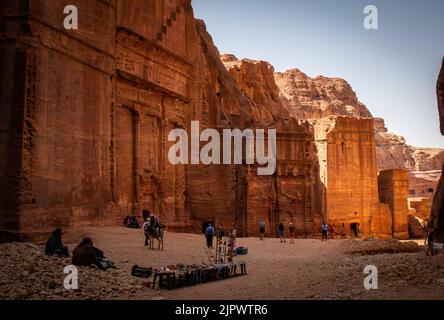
[205,224,215,249]
[45,228,69,257]
[72,238,113,270]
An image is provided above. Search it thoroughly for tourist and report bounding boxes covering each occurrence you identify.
[321,223,328,242]
[232,225,237,247]
[425,228,436,256]
[149,212,161,232]
[205,223,215,249]
[123,215,139,228]
[142,218,151,246]
[45,228,69,257]
[142,209,150,222]
[259,218,266,240]
[217,224,224,241]
[72,238,114,270]
[328,224,335,239]
[278,223,285,243]
[289,222,296,244]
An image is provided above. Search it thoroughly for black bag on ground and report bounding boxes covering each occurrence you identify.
[131,265,153,278]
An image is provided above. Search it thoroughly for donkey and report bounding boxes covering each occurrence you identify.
[145,226,164,250]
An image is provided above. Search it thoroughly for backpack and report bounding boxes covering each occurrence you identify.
[322,224,328,232]
[206,226,214,236]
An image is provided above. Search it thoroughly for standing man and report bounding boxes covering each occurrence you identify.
[205,223,215,249]
[259,218,266,240]
[425,228,436,256]
[289,223,296,244]
[142,209,150,222]
[321,222,329,242]
[217,224,224,241]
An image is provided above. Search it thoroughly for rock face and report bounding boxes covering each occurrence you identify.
[375,118,444,172]
[312,117,393,238]
[0,0,423,241]
[274,67,444,177]
[430,58,444,242]
[275,69,372,120]
[378,170,410,239]
[0,0,322,240]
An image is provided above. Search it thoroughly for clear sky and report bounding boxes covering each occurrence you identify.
[193,0,444,148]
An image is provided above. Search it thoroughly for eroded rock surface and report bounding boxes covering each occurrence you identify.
[430,58,444,241]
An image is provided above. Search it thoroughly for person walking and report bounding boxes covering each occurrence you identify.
[425,228,436,256]
[217,224,224,241]
[205,223,215,249]
[259,218,266,240]
[278,223,286,243]
[289,223,296,244]
[321,222,328,242]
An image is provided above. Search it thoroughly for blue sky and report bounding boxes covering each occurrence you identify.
[193,0,444,148]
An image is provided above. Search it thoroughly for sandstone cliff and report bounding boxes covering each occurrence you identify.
[274,68,372,119]
[430,58,444,241]
[272,63,444,175]
[375,118,444,172]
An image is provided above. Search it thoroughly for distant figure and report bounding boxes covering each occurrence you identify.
[328,224,335,239]
[124,215,139,228]
[72,238,114,270]
[340,223,346,238]
[45,228,69,257]
[278,223,286,243]
[232,226,237,248]
[142,209,150,222]
[259,218,266,240]
[142,218,151,246]
[149,213,161,231]
[205,224,215,249]
[289,223,296,244]
[217,224,224,240]
[425,228,436,256]
[321,223,329,242]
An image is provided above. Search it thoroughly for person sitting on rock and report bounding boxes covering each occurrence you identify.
[124,215,140,228]
[72,238,114,270]
[45,228,69,257]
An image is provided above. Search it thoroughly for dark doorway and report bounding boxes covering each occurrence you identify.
[350,223,360,238]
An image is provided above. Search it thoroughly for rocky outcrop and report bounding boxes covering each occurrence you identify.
[0,0,321,240]
[408,215,427,239]
[312,116,393,238]
[375,118,444,172]
[430,58,444,242]
[274,68,444,176]
[275,69,372,120]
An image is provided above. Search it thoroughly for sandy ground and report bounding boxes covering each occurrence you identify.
[1,227,444,300]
